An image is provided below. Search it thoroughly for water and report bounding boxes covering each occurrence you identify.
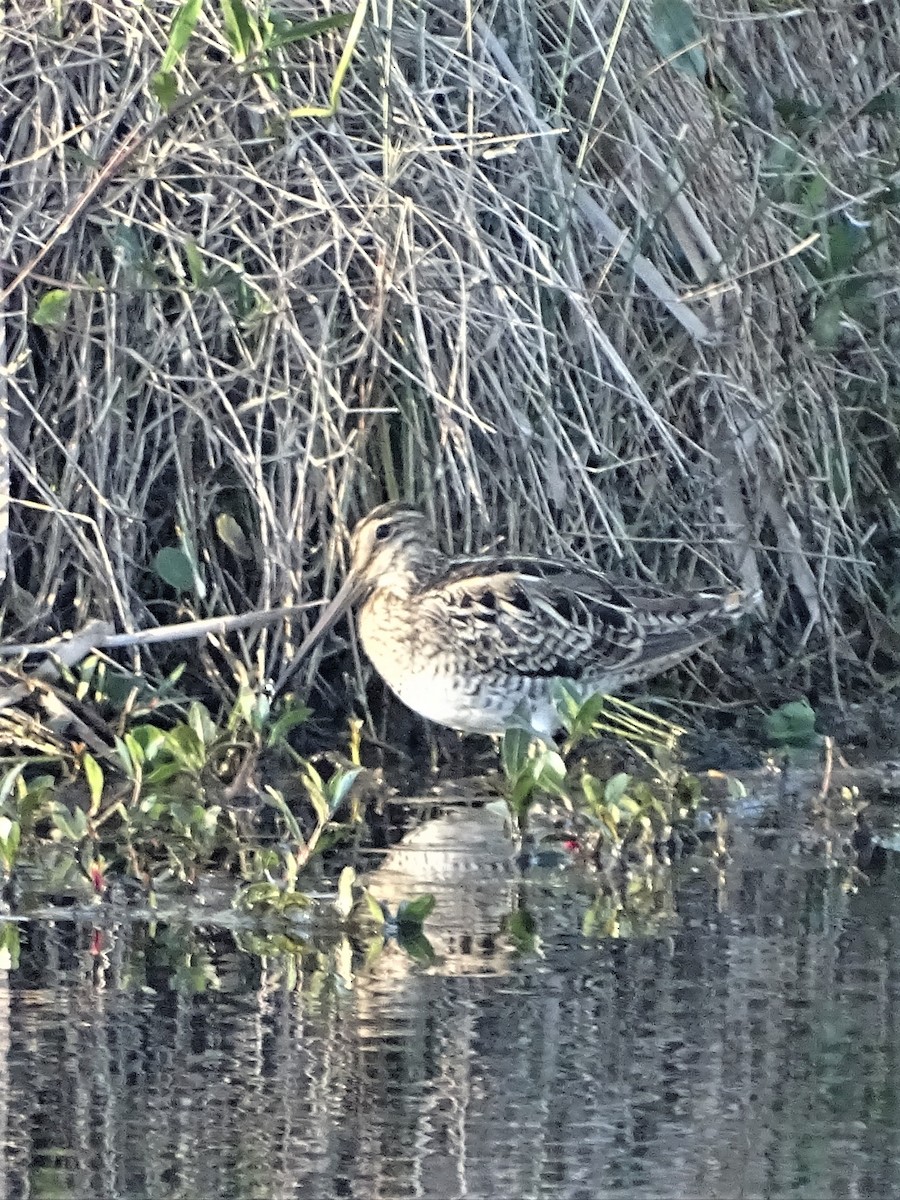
[2,798,900,1199]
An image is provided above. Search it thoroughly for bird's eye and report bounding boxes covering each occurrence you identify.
[374,522,391,541]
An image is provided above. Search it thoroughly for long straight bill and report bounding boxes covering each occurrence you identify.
[273,573,363,694]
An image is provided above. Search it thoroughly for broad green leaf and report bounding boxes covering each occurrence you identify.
[551,680,582,726]
[511,775,537,812]
[128,724,167,763]
[328,767,363,812]
[504,908,539,954]
[396,893,436,929]
[360,889,388,925]
[188,702,217,747]
[501,726,531,778]
[163,725,206,771]
[810,293,843,347]
[82,753,104,815]
[160,0,203,73]
[152,546,196,593]
[826,217,868,276]
[334,866,356,919]
[649,0,706,78]
[535,750,567,794]
[764,698,818,748]
[151,71,179,109]
[50,802,89,842]
[32,289,71,328]
[144,761,189,787]
[576,690,608,729]
[604,772,633,806]
[397,929,436,964]
[215,512,253,558]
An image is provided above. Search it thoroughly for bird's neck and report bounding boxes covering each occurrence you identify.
[369,547,448,599]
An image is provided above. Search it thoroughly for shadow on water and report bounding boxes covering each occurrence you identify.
[2,771,900,1199]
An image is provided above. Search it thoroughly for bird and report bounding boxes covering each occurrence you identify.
[278,502,757,736]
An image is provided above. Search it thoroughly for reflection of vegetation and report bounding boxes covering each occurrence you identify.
[582,869,678,940]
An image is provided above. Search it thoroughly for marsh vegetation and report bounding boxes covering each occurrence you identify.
[1,20,900,1181]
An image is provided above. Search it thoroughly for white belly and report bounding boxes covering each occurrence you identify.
[363,635,566,734]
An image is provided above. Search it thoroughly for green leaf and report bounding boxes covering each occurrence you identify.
[649,0,706,78]
[504,907,539,954]
[32,289,71,328]
[328,767,363,812]
[810,292,844,347]
[826,217,868,276]
[215,512,253,559]
[49,802,89,843]
[0,923,21,970]
[359,888,388,925]
[501,726,531,779]
[188,702,217,747]
[184,241,209,288]
[163,725,207,771]
[239,881,281,909]
[535,749,567,795]
[160,0,204,73]
[152,546,196,593]
[113,735,137,779]
[220,0,257,61]
[334,865,356,919]
[128,724,167,763]
[397,928,436,964]
[396,893,436,930]
[307,788,329,829]
[551,680,582,727]
[266,11,353,50]
[0,817,21,874]
[764,698,818,748]
[604,773,632,806]
[151,71,179,109]
[143,761,189,787]
[263,785,304,842]
[82,753,104,814]
[575,690,608,730]
[266,705,312,748]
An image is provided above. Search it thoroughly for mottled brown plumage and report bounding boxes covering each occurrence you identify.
[279,503,755,734]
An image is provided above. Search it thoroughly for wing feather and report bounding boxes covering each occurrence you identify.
[416,554,746,682]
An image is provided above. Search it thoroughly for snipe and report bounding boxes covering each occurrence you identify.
[278,503,756,736]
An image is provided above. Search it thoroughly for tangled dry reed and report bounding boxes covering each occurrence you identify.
[1,0,899,718]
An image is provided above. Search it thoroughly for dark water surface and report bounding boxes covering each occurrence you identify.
[2,797,900,1200]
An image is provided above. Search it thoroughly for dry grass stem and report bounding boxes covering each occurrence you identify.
[0,0,897,717]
